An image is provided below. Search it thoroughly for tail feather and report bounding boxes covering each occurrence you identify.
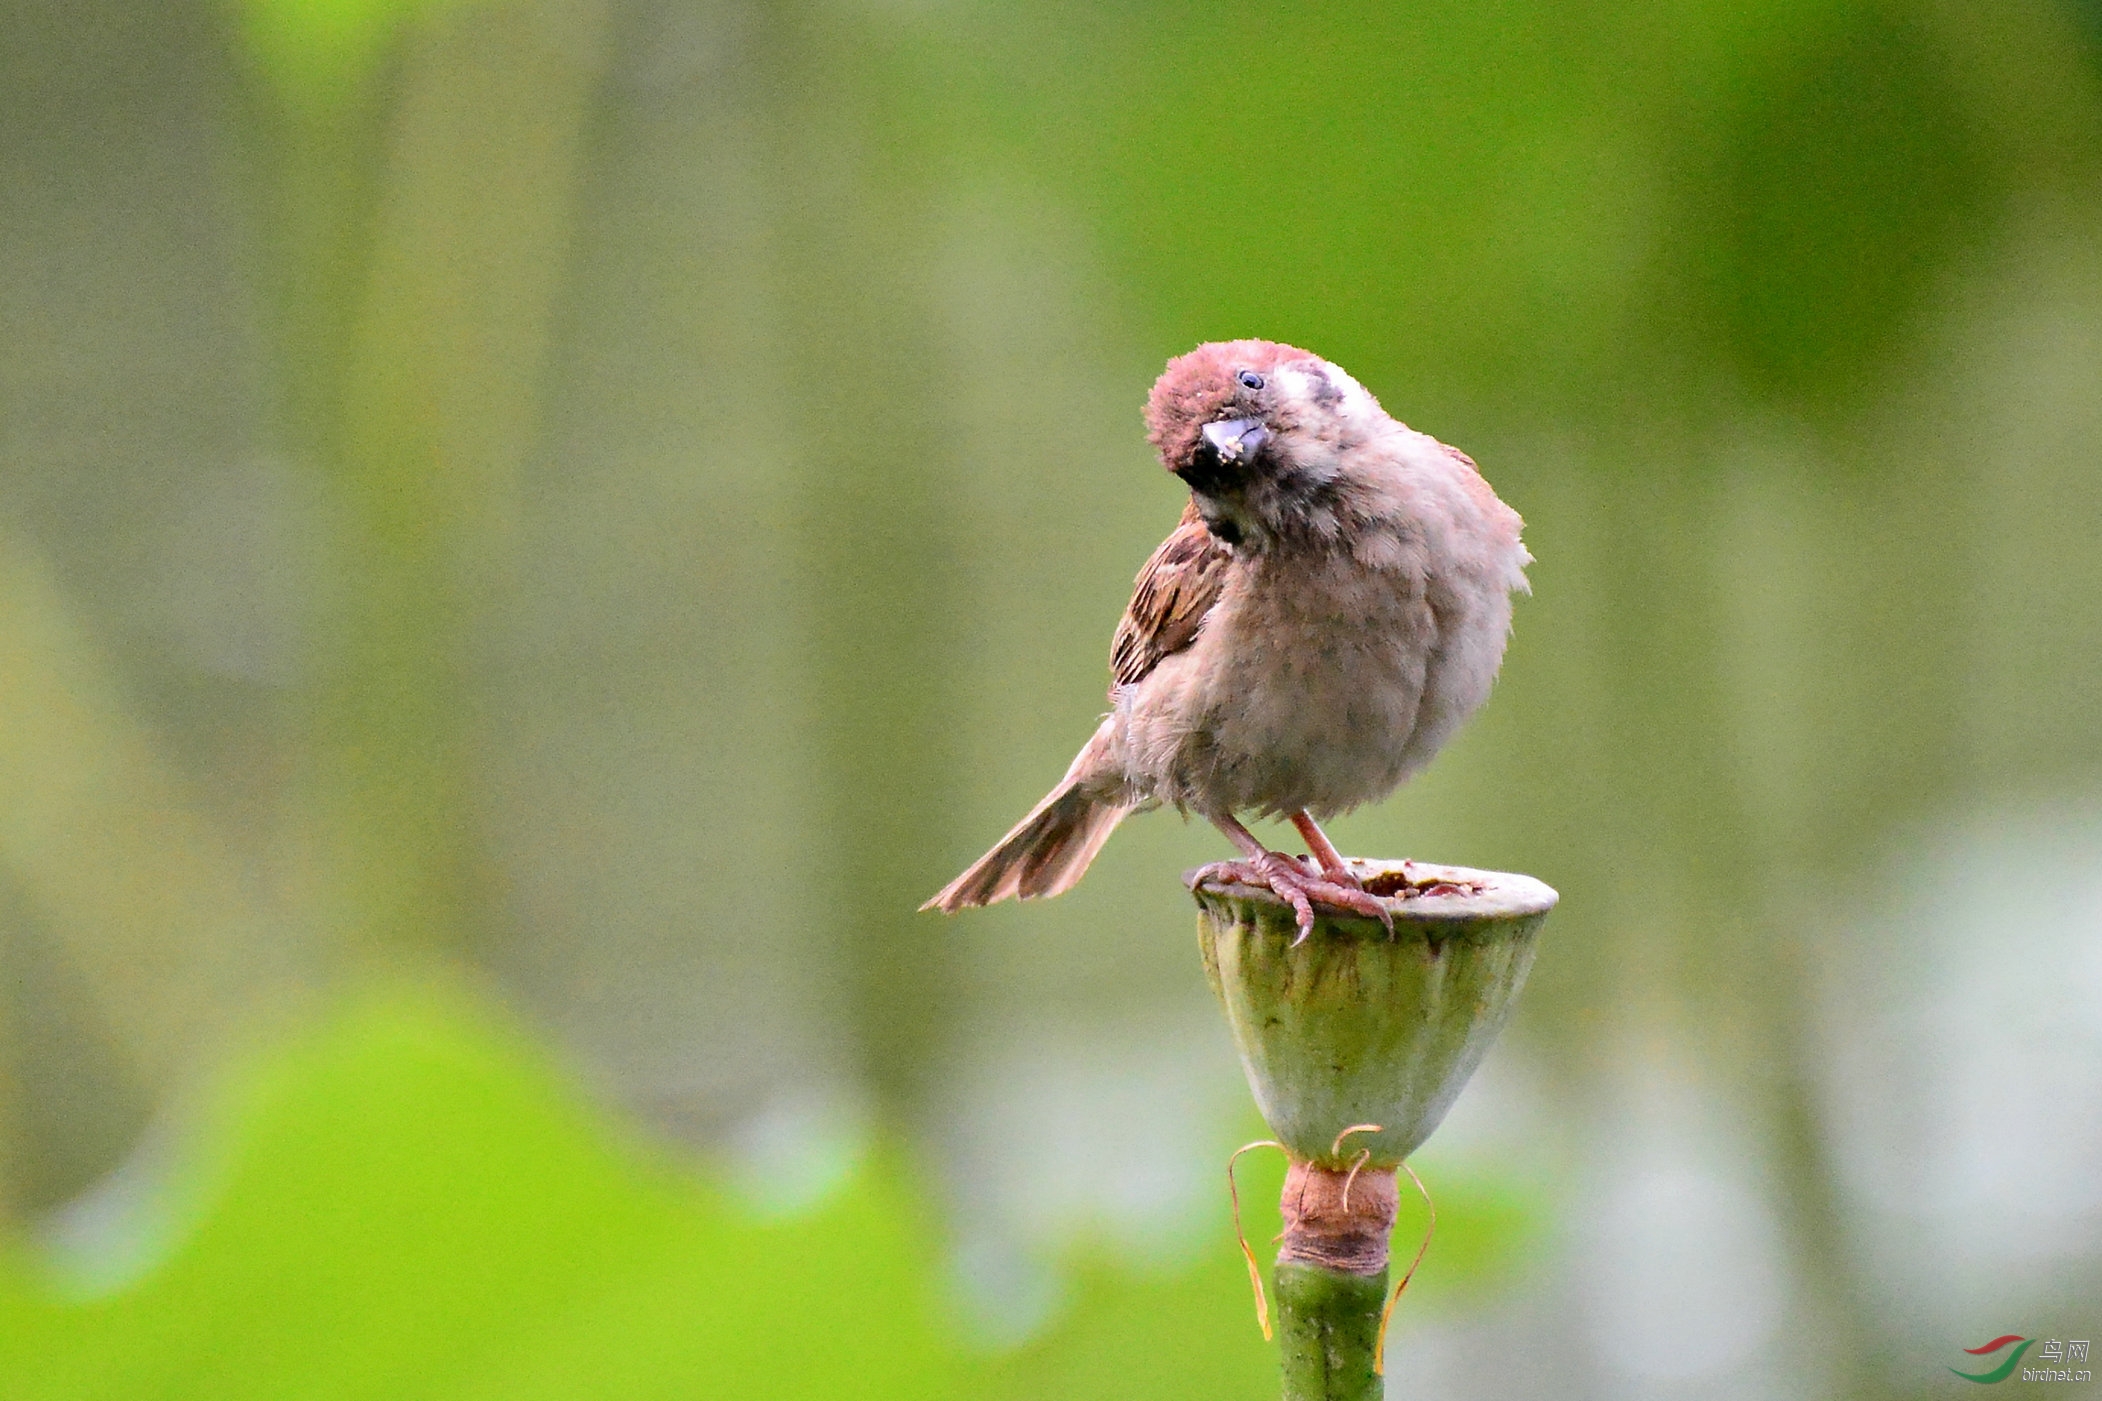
[922,777,1129,913]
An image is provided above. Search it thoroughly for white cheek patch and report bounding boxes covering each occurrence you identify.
[1267,361,1380,492]
[1281,360,1383,431]
[1279,362,1340,411]
[1322,362,1385,426]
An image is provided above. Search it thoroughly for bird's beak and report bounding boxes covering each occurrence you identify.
[1177,418,1269,495]
[1200,418,1269,465]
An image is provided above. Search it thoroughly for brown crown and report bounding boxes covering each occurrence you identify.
[1143,339,1311,471]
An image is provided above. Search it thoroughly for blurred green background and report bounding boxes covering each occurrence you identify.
[3,0,2101,1396]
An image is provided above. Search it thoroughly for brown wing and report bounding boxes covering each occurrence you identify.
[1109,502,1232,695]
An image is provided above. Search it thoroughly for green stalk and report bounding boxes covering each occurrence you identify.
[1272,1157,1400,1401]
[1276,1264,1388,1401]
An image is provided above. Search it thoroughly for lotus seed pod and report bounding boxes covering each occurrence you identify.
[1195,860,1556,1167]
[1197,860,1555,1400]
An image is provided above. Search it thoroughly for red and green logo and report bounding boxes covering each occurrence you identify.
[1952,1336,2032,1384]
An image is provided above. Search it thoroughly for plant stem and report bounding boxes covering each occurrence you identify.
[1276,1263,1389,1401]
[1275,1158,1400,1400]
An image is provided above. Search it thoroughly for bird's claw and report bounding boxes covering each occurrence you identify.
[1194,853,1396,944]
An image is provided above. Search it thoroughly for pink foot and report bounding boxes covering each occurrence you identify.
[1190,851,1396,945]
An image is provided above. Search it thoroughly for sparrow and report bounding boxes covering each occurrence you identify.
[922,339,1530,942]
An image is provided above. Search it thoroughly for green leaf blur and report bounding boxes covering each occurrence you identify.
[0,988,1540,1398]
[0,990,961,1399]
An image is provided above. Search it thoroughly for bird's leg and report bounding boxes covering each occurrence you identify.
[1191,813,1394,945]
[1288,810,1363,888]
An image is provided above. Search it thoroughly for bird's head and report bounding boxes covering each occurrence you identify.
[1144,339,1384,547]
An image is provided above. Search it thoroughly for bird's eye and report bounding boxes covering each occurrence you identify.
[1237,370,1264,391]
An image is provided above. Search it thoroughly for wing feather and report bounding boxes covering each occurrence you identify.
[1109,502,1232,695]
